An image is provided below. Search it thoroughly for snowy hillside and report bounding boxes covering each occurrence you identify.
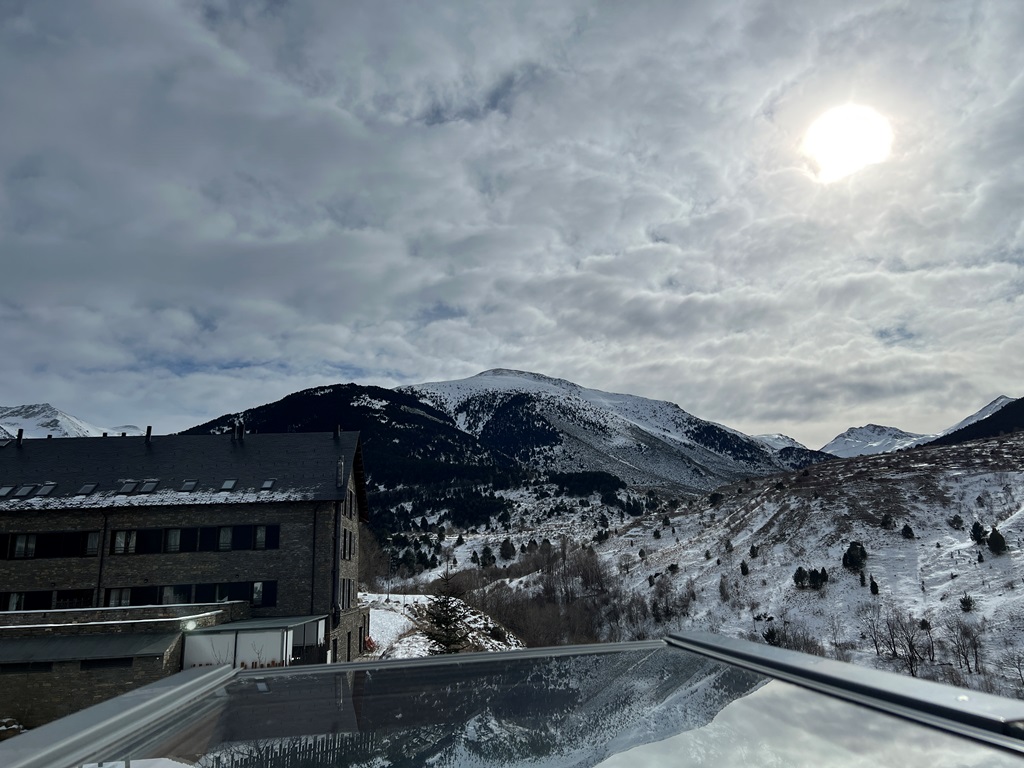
[384,431,1024,696]
[753,433,807,451]
[0,404,143,439]
[405,369,826,493]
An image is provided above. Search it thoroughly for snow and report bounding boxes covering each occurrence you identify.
[0,404,143,439]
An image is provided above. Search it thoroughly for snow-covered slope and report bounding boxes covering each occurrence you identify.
[753,433,807,451]
[404,369,826,493]
[821,396,1016,458]
[0,404,143,439]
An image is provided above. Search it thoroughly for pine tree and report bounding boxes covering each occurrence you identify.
[870,576,879,595]
[988,527,1008,554]
[740,560,749,576]
[423,567,470,655]
[971,521,988,545]
[793,566,807,588]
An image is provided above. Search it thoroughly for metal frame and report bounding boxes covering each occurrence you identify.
[668,631,1024,754]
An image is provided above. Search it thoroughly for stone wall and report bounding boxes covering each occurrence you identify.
[1,648,179,728]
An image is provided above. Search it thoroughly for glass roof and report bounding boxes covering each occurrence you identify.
[7,639,1020,768]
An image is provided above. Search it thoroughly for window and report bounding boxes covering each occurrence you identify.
[252,581,263,607]
[218,526,232,551]
[255,525,267,550]
[14,484,36,498]
[13,534,36,559]
[165,528,181,553]
[5,592,25,611]
[81,657,133,671]
[36,482,56,497]
[180,479,198,492]
[261,479,276,490]
[139,480,159,493]
[161,584,191,604]
[77,483,98,495]
[220,479,237,491]
[55,589,94,609]
[112,530,136,555]
[86,531,100,556]
[0,662,53,674]
[118,481,137,494]
[0,485,14,497]
[106,588,131,607]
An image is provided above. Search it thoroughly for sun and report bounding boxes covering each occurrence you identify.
[801,104,893,184]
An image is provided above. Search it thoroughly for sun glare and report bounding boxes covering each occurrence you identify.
[802,104,893,184]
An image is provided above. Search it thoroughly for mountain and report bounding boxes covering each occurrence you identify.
[821,395,1017,457]
[182,383,521,493]
[753,433,808,451]
[402,369,830,493]
[820,424,926,458]
[0,424,13,440]
[929,396,1023,446]
[0,403,143,439]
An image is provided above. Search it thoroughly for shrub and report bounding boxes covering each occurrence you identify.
[960,592,976,612]
[901,524,915,539]
[740,560,749,576]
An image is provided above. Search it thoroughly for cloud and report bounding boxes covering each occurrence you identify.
[0,0,1022,450]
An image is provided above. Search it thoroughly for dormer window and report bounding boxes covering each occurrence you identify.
[139,480,159,493]
[118,481,137,494]
[261,479,276,491]
[180,480,198,492]
[220,479,237,491]
[35,482,57,497]
[77,483,98,495]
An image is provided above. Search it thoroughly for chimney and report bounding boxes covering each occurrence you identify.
[145,425,152,444]
[47,434,52,439]
[16,428,23,447]
[121,432,126,437]
[238,420,244,442]
[102,432,108,437]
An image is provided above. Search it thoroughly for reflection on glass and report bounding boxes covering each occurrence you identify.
[78,645,1019,768]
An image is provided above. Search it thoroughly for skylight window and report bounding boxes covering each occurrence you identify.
[139,480,159,493]
[35,483,57,497]
[0,485,14,497]
[118,481,137,494]
[77,483,98,495]
[220,479,237,491]
[261,479,276,491]
[14,484,36,498]
[180,480,198,492]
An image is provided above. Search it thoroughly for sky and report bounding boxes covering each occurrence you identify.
[1,0,1022,450]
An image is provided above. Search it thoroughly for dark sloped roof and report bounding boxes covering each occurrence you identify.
[0,432,367,513]
[0,632,180,663]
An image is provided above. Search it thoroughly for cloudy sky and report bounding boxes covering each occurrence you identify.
[2,1,1022,449]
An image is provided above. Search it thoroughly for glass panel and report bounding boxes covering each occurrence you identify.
[14,485,36,497]
[218,527,232,551]
[14,534,36,558]
[139,480,159,493]
[67,645,1024,768]
[261,479,275,490]
[165,529,181,553]
[118,481,137,494]
[0,485,14,497]
[180,480,198,492]
[77,483,97,495]
[220,479,237,491]
[86,531,99,556]
[36,482,56,496]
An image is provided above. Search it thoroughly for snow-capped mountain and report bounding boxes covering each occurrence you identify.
[819,424,926,458]
[753,433,808,451]
[0,404,143,439]
[821,396,1016,458]
[403,369,827,493]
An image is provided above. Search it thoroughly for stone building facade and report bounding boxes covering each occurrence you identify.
[0,429,371,725]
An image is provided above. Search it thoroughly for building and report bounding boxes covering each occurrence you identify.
[0,428,370,725]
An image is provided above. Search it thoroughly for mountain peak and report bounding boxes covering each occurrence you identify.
[472,369,581,390]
